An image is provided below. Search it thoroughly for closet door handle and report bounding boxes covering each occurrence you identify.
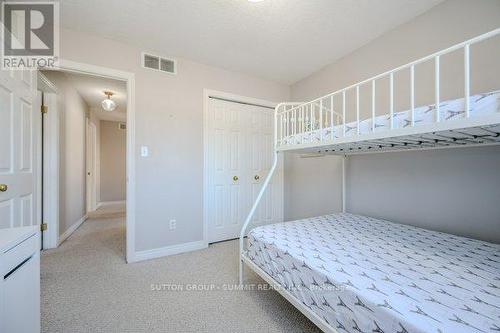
[0,184,7,192]
[232,176,239,182]
[254,175,260,181]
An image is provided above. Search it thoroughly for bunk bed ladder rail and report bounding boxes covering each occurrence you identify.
[239,103,301,285]
[275,28,500,150]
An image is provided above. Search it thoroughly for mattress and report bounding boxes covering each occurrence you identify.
[283,90,500,145]
[247,213,500,333]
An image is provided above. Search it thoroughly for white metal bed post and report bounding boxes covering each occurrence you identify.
[410,65,415,127]
[331,95,335,140]
[464,44,470,118]
[435,56,440,123]
[239,103,281,285]
[389,73,394,129]
[342,155,346,213]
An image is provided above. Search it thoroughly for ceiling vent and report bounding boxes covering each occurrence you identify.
[118,123,127,130]
[142,52,176,74]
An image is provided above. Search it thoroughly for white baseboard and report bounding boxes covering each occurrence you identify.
[97,200,126,209]
[58,215,87,246]
[132,240,207,263]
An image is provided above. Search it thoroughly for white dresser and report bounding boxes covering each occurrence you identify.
[0,226,40,333]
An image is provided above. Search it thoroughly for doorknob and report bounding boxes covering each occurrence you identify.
[0,184,7,192]
[232,176,239,181]
[254,175,260,181]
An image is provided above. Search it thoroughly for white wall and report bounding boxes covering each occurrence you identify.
[284,154,342,220]
[287,0,500,243]
[59,28,290,252]
[42,71,90,236]
[100,120,126,202]
[346,146,500,243]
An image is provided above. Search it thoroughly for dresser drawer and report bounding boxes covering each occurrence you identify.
[1,233,38,277]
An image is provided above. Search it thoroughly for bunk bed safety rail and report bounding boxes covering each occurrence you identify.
[276,102,308,145]
[275,28,500,149]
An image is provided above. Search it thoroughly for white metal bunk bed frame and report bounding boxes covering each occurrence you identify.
[238,28,500,333]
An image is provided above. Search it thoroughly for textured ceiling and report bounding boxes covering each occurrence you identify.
[63,72,127,122]
[61,0,443,84]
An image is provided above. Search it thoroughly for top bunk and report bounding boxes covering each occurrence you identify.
[275,29,500,155]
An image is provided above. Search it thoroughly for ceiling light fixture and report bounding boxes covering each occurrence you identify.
[101,91,117,112]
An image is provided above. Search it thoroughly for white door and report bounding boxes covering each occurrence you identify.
[247,105,283,226]
[86,120,97,213]
[0,69,39,229]
[206,97,283,243]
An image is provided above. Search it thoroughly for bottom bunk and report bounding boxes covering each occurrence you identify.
[244,213,500,333]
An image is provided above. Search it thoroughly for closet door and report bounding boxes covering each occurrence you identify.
[206,97,282,243]
[247,105,283,227]
[206,98,248,243]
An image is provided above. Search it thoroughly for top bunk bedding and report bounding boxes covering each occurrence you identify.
[246,213,500,333]
[282,90,500,146]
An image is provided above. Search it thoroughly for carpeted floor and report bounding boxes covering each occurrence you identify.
[41,214,321,333]
[86,202,126,219]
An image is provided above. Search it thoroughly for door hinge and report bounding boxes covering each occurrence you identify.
[41,223,48,231]
[41,105,48,114]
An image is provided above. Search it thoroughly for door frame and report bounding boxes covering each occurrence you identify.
[202,89,282,245]
[85,119,97,213]
[38,72,59,249]
[39,60,136,263]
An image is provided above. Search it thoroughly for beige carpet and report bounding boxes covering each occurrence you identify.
[86,202,126,219]
[41,215,321,333]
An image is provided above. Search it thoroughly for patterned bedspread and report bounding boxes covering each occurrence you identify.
[247,213,500,333]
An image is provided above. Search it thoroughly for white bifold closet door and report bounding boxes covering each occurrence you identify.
[206,98,283,243]
[0,69,39,230]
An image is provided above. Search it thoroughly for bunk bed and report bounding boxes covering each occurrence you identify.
[239,29,500,333]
